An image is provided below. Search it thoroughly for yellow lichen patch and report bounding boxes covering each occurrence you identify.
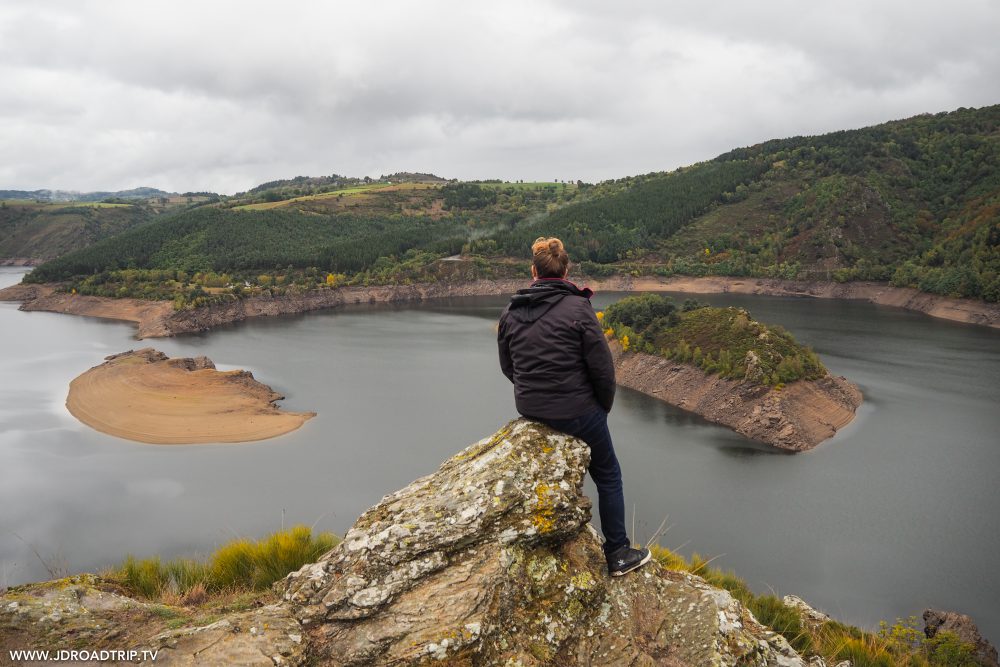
[570,571,595,591]
[532,483,556,533]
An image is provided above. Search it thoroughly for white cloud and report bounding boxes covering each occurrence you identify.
[0,0,997,193]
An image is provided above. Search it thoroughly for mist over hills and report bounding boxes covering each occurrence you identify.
[0,187,175,203]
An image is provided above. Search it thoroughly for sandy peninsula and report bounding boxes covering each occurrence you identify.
[66,348,315,444]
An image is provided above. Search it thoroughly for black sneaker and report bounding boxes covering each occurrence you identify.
[606,545,652,577]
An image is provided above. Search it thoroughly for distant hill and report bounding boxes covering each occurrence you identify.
[0,192,219,262]
[480,104,1000,301]
[18,104,1000,303]
[0,187,174,203]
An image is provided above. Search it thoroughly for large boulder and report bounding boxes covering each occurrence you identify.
[282,418,814,666]
[924,609,999,667]
[2,419,836,666]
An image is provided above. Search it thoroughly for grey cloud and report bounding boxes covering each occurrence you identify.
[0,0,997,193]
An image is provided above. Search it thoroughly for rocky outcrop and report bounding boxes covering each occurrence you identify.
[0,574,307,666]
[782,595,831,630]
[610,341,862,451]
[281,418,816,665]
[924,609,999,667]
[1,419,832,666]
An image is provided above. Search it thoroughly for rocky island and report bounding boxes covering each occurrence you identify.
[66,348,314,444]
[603,295,862,451]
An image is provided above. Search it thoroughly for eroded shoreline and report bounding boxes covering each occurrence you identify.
[67,348,315,444]
[610,340,863,451]
[1,275,998,339]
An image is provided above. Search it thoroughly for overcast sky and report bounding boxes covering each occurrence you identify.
[1,0,998,194]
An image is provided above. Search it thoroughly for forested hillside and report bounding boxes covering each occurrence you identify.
[0,202,156,262]
[0,192,219,262]
[17,104,1000,303]
[476,105,999,300]
[655,105,1000,301]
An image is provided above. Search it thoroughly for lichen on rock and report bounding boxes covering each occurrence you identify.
[281,418,821,666]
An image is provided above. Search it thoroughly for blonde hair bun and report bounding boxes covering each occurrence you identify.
[531,237,570,278]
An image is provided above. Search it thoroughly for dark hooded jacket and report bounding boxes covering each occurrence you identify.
[497,278,615,419]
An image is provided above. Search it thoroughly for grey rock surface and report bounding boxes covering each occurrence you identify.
[282,418,818,666]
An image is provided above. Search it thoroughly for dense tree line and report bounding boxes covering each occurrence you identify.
[603,295,826,386]
[441,183,498,210]
[25,207,469,283]
[719,106,1000,300]
[480,159,770,262]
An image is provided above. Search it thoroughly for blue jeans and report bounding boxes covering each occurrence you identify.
[529,409,629,556]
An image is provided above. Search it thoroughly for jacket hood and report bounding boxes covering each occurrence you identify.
[506,279,594,323]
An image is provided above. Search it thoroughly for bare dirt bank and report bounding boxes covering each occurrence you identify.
[0,257,42,266]
[66,348,315,444]
[0,283,175,337]
[0,280,527,338]
[597,276,1000,329]
[610,341,863,451]
[2,275,998,338]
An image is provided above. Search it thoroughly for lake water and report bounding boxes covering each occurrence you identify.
[1,266,998,640]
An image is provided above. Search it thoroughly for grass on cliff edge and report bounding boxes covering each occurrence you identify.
[108,525,339,604]
[602,293,826,387]
[651,545,981,667]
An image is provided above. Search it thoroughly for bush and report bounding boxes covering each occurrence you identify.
[651,545,984,666]
[605,296,825,386]
[604,293,680,332]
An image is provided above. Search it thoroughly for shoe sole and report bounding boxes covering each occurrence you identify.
[610,550,652,577]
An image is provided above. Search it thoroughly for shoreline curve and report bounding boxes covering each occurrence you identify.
[1,275,998,339]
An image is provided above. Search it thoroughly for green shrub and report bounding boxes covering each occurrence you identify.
[651,545,983,666]
[604,295,826,386]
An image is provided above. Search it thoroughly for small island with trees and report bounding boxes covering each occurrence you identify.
[602,294,862,451]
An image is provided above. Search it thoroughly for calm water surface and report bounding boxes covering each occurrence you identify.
[1,267,998,638]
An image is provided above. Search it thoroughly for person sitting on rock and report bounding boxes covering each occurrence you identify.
[497,236,651,576]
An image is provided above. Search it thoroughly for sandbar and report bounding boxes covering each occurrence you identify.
[66,348,315,444]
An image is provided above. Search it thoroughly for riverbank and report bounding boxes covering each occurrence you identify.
[1,275,998,338]
[610,340,863,451]
[67,348,314,444]
[0,279,528,338]
[0,257,41,266]
[604,275,1000,329]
